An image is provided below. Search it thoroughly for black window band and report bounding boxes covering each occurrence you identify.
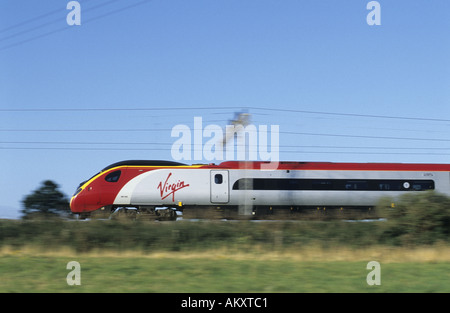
[232,178,434,191]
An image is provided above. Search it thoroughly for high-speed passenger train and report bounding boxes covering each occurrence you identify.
[70,160,450,219]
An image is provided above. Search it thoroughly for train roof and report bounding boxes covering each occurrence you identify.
[101,160,450,172]
[216,161,450,171]
[101,160,187,171]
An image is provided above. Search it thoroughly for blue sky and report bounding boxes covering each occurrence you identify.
[0,0,449,218]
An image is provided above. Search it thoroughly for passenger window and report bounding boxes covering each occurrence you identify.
[105,170,121,182]
[215,174,223,184]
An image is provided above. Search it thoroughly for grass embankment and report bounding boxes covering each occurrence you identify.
[0,217,449,292]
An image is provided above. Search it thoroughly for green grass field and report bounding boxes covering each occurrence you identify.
[1,250,449,293]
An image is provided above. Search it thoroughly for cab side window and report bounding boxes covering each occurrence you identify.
[105,170,121,182]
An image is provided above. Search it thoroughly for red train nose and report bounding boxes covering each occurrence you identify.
[70,192,84,213]
[70,186,102,213]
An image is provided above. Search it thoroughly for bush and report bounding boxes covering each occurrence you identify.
[377,191,450,245]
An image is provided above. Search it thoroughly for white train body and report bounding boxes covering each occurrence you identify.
[70,160,450,218]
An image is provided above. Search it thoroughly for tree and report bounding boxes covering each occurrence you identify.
[21,180,71,219]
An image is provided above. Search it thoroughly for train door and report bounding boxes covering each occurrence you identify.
[210,170,229,203]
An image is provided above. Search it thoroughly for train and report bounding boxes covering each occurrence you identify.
[69,159,450,220]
